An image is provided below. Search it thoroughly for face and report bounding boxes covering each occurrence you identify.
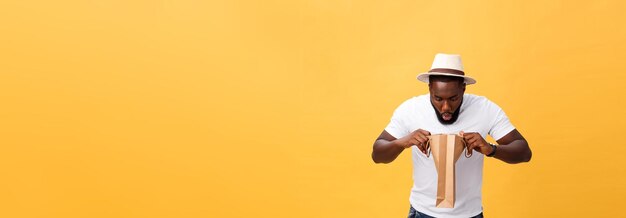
[429,80,465,125]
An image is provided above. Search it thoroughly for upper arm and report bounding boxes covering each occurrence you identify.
[376,130,397,142]
[495,129,532,163]
[495,129,525,145]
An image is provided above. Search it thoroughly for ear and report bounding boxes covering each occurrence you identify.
[461,83,466,92]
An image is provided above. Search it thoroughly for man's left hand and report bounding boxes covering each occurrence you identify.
[459,131,494,156]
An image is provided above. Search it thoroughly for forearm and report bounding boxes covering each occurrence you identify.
[492,139,532,164]
[372,139,406,164]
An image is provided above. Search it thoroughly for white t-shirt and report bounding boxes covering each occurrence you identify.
[385,94,515,218]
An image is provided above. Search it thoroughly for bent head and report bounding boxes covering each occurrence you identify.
[429,75,466,125]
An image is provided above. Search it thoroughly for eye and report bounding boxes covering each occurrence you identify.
[435,97,442,101]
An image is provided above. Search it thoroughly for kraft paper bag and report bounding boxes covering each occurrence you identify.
[425,134,472,208]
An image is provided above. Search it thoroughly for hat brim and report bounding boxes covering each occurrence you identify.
[417,72,476,85]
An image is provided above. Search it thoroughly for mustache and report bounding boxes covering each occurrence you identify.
[430,100,462,125]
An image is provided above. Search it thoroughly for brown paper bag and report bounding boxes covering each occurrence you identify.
[425,134,472,208]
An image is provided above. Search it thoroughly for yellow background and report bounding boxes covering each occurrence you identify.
[1,1,625,217]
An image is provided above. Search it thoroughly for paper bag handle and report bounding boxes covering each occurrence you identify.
[425,139,431,158]
[424,135,473,158]
[461,139,472,158]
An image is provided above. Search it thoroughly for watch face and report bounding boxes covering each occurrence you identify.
[487,144,496,157]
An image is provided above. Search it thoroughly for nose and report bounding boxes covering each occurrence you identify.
[442,101,451,112]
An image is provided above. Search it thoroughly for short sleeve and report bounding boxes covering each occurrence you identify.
[488,104,516,141]
[384,99,412,139]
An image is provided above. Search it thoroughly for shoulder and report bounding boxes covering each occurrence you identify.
[461,94,508,119]
[463,94,501,110]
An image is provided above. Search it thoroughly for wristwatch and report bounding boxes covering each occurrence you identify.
[486,143,497,157]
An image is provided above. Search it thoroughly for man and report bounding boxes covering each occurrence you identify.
[371,53,532,218]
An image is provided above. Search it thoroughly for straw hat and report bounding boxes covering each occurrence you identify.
[416,53,476,85]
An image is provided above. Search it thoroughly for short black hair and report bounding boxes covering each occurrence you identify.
[429,75,465,85]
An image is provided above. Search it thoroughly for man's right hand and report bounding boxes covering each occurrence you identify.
[397,129,431,154]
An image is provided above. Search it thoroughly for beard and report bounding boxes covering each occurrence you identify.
[430,100,462,125]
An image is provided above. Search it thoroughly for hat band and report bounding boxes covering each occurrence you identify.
[428,68,465,76]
